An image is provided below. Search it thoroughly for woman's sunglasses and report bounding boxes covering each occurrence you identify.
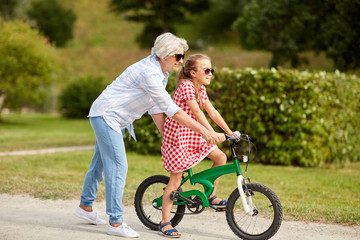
[174,54,185,61]
[204,68,214,75]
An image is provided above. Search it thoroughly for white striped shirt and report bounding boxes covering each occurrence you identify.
[89,55,181,139]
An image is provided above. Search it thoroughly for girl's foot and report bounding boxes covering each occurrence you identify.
[208,195,227,207]
[159,222,181,238]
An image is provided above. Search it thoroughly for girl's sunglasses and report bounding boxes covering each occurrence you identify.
[174,54,185,61]
[204,68,214,75]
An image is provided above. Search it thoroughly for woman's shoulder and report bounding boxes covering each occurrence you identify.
[138,55,164,76]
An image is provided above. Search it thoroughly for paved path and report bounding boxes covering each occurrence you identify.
[0,194,359,240]
[1,147,359,239]
[0,146,93,157]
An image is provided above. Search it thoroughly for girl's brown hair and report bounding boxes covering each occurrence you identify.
[177,54,211,110]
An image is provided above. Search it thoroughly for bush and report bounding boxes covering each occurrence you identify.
[27,0,76,47]
[123,69,360,167]
[59,76,106,119]
[208,68,360,167]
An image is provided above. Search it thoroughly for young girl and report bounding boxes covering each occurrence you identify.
[159,54,234,237]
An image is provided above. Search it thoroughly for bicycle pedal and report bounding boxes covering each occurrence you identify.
[210,205,226,212]
[217,207,226,212]
[169,191,179,200]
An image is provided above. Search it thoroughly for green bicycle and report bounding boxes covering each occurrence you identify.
[134,133,283,240]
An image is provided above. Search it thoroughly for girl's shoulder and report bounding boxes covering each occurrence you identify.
[177,79,195,91]
[178,79,194,87]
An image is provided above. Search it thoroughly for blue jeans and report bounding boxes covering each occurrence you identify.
[80,116,127,224]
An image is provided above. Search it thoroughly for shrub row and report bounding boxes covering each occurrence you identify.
[208,68,360,166]
[60,69,360,167]
[129,68,359,167]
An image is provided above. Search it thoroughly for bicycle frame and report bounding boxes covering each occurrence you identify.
[153,157,251,212]
[136,133,282,239]
[152,134,255,214]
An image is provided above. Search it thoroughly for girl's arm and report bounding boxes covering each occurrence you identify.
[151,113,165,136]
[187,100,215,132]
[204,99,233,136]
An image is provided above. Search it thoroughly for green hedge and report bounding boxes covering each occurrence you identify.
[59,76,107,118]
[126,69,360,167]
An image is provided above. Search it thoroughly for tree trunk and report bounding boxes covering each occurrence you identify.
[0,90,6,120]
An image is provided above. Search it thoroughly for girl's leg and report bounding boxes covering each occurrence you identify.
[161,172,183,236]
[207,148,227,204]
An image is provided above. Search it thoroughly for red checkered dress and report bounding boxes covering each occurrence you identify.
[161,80,217,173]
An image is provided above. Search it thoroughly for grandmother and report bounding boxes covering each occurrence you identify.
[74,32,225,238]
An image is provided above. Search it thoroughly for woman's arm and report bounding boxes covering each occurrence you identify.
[204,100,233,136]
[172,110,224,144]
[186,100,215,132]
[151,113,165,136]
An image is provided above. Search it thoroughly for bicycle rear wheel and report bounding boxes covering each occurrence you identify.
[226,183,283,240]
[134,175,185,230]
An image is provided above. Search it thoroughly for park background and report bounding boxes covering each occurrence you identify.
[0,0,359,226]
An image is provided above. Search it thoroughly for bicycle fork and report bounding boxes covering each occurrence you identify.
[237,174,255,216]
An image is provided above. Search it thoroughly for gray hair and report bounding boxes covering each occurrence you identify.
[151,32,189,59]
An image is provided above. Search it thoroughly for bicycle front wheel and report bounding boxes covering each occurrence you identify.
[226,183,283,240]
[134,175,185,230]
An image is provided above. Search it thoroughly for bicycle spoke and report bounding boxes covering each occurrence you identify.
[135,175,185,230]
[226,183,282,239]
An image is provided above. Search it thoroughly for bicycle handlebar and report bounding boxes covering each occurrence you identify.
[225,131,249,143]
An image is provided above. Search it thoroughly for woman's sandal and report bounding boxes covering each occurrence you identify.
[209,195,227,209]
[159,222,181,238]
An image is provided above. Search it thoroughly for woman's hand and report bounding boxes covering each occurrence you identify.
[172,110,225,144]
[202,130,225,144]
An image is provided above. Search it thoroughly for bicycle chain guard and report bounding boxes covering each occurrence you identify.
[186,196,205,214]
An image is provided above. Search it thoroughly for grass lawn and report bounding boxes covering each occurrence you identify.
[0,113,94,151]
[0,150,359,225]
[0,113,359,225]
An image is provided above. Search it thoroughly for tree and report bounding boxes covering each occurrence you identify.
[0,19,57,118]
[0,0,20,20]
[318,0,360,71]
[184,0,245,46]
[232,0,360,71]
[109,0,210,48]
[27,0,76,47]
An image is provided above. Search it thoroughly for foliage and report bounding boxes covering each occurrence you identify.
[208,68,360,167]
[109,0,210,48]
[124,114,163,155]
[232,0,360,71]
[0,19,57,118]
[318,0,360,71]
[27,0,76,47]
[182,0,244,47]
[0,0,20,20]
[124,68,360,167]
[58,76,107,119]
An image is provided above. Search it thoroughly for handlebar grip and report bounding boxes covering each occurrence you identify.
[233,131,241,138]
[225,131,249,142]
